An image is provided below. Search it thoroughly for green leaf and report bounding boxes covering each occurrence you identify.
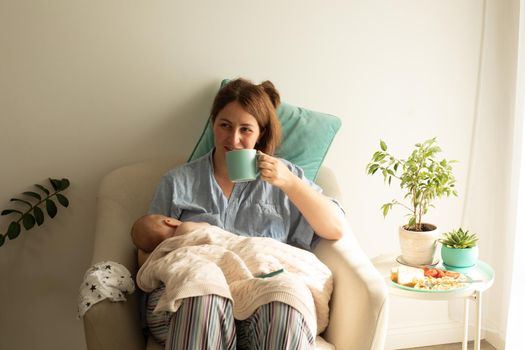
[367,163,379,175]
[0,234,4,247]
[22,213,35,230]
[10,198,32,207]
[58,178,70,191]
[34,184,50,195]
[372,151,382,161]
[380,140,387,151]
[381,203,392,217]
[7,221,21,239]
[34,206,44,226]
[49,178,60,191]
[46,199,57,218]
[50,178,70,191]
[375,153,386,162]
[56,194,69,207]
[23,191,42,201]
[410,215,417,224]
[1,209,23,216]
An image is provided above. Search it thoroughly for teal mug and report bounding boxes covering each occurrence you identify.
[226,149,258,182]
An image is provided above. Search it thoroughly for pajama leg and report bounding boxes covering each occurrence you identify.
[146,285,172,346]
[236,301,315,350]
[165,294,236,350]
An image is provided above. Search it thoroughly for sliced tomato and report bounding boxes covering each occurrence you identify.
[423,267,459,279]
[424,268,439,277]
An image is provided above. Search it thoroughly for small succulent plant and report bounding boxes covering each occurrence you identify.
[439,228,478,249]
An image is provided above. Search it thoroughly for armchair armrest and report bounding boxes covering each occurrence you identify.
[84,297,144,350]
[83,197,145,350]
[314,226,389,350]
[83,158,181,350]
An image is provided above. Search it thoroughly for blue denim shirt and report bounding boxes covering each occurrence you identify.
[149,150,334,251]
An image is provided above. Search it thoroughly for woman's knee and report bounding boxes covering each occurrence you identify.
[237,302,314,349]
[167,295,236,349]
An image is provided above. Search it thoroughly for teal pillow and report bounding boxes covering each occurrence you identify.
[188,81,341,181]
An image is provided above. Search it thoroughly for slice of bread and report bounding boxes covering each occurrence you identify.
[393,266,425,286]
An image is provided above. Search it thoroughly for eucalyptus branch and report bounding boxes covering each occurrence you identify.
[0,178,70,247]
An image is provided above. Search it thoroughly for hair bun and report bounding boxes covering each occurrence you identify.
[260,81,281,108]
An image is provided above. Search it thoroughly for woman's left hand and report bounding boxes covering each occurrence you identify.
[257,151,295,189]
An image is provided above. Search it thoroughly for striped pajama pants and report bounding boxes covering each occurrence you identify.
[147,285,315,350]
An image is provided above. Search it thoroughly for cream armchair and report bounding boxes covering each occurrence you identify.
[82,156,388,350]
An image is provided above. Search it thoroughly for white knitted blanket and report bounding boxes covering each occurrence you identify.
[136,225,333,335]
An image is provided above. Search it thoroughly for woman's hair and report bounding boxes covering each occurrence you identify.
[210,78,282,155]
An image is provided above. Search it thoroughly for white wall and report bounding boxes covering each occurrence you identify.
[0,1,516,349]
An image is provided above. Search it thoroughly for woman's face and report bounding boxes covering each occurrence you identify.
[213,101,261,161]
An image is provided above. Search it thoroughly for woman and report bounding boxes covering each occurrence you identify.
[146,78,345,349]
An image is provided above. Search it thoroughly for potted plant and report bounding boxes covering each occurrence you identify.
[366,137,458,265]
[439,228,479,269]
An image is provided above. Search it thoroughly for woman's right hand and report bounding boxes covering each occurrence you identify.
[258,151,345,240]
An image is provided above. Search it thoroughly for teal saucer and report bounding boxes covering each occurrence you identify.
[443,263,476,273]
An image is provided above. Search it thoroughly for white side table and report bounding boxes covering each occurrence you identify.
[372,256,495,350]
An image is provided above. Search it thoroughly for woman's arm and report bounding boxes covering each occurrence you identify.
[257,152,345,240]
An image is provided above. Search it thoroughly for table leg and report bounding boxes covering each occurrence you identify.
[463,298,469,350]
[475,291,482,350]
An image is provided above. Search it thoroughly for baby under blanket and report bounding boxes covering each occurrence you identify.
[137,225,333,336]
[77,261,135,318]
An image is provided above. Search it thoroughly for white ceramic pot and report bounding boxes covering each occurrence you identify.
[399,224,440,266]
